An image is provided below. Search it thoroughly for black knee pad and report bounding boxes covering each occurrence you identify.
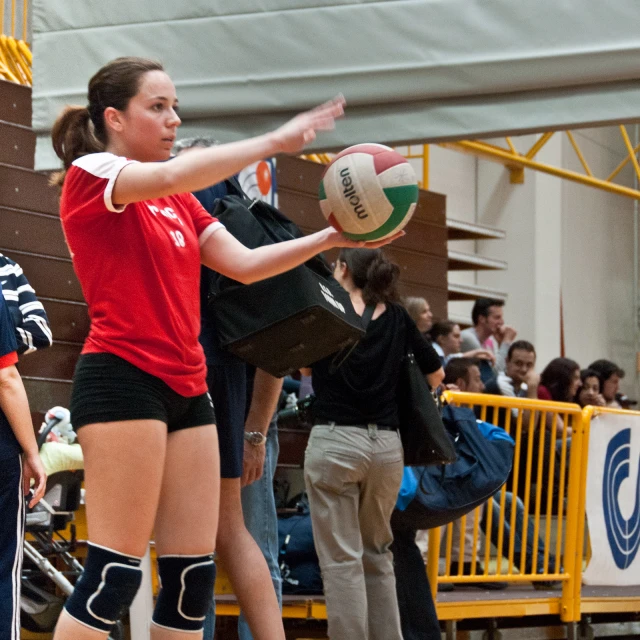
[64,543,143,633]
[152,554,216,632]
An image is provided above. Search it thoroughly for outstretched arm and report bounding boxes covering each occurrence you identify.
[200,226,403,285]
[112,97,345,205]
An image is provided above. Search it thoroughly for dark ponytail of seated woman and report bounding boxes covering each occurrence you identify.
[337,247,400,306]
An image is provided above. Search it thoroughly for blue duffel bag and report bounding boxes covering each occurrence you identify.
[277,499,323,595]
[391,404,514,531]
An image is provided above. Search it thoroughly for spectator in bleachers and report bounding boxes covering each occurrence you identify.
[484,340,539,402]
[443,358,507,590]
[575,368,606,408]
[0,253,53,354]
[588,359,625,409]
[460,298,517,377]
[444,357,484,394]
[538,358,582,404]
[404,296,433,335]
[430,320,495,367]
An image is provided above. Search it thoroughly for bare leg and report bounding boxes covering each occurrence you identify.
[216,477,285,640]
[151,424,220,640]
[53,420,167,640]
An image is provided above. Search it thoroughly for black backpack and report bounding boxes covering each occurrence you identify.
[207,179,364,377]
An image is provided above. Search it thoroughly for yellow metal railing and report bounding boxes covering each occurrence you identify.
[571,405,640,620]
[0,0,31,85]
[430,392,585,623]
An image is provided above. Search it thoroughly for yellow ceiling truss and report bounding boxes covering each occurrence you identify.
[306,126,640,201]
[440,126,640,201]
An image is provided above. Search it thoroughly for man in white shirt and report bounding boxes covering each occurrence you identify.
[460,299,517,374]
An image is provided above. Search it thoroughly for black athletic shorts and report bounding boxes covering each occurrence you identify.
[70,353,216,432]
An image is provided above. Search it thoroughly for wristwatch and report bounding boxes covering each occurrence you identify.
[244,431,267,446]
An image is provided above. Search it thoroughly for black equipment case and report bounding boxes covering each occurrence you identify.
[208,183,364,377]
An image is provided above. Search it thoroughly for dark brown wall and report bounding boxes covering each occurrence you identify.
[276,155,448,319]
[0,80,79,418]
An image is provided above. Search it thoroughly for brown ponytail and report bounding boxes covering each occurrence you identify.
[50,106,104,186]
[50,56,164,187]
[337,248,400,306]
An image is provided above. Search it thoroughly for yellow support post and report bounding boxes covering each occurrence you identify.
[427,527,441,601]
[566,131,593,176]
[505,137,519,155]
[525,132,554,159]
[619,125,640,185]
[23,0,28,42]
[607,142,640,182]
[422,144,429,190]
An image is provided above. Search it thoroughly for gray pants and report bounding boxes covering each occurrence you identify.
[304,424,404,640]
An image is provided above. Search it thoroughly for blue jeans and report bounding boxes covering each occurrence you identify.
[202,421,281,640]
[482,491,554,573]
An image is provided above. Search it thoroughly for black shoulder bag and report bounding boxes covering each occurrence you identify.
[207,179,364,377]
[396,323,457,466]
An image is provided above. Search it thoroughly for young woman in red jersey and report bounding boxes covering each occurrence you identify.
[50,57,400,640]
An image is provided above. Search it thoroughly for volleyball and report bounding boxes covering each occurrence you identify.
[318,144,419,241]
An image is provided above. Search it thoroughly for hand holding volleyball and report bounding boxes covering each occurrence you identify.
[324,226,405,250]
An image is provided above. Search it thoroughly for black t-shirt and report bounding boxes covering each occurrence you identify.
[311,303,441,428]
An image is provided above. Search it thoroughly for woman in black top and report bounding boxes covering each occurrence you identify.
[302,248,443,640]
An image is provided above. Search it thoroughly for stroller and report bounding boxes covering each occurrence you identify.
[20,407,124,640]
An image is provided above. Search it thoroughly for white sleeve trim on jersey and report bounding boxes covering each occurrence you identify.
[72,152,139,213]
[198,221,225,247]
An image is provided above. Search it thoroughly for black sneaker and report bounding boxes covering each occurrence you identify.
[450,562,508,590]
[437,581,455,592]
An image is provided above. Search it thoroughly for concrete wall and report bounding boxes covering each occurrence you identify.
[427,128,639,397]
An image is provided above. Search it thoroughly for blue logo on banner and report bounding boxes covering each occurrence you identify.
[603,428,640,569]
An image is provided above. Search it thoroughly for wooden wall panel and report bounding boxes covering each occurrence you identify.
[18,342,82,380]
[0,207,69,257]
[22,379,72,415]
[0,121,35,168]
[0,164,59,215]
[39,298,89,343]
[319,245,447,291]
[0,249,83,302]
[0,87,75,423]
[0,80,32,126]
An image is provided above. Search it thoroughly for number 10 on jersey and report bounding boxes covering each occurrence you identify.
[170,230,185,247]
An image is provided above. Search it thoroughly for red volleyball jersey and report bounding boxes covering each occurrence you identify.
[61,153,223,397]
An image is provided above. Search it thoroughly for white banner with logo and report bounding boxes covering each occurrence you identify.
[583,412,640,585]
